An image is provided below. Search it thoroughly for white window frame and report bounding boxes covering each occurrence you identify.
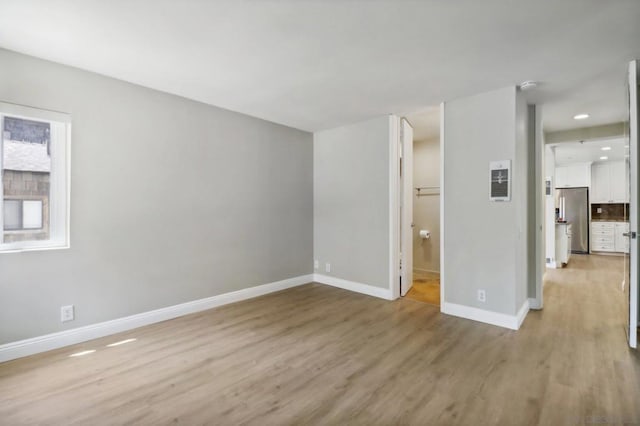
[0,102,71,253]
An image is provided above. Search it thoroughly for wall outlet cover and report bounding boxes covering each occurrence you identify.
[61,305,75,323]
[325,263,331,273]
[314,260,319,269]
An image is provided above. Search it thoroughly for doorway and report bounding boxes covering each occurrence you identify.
[539,60,639,348]
[399,107,442,307]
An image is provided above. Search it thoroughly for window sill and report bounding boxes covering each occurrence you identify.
[0,242,70,254]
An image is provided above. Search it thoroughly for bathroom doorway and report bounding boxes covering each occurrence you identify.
[403,106,441,306]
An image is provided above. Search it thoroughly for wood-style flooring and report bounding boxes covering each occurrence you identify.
[1,254,639,425]
[406,270,441,306]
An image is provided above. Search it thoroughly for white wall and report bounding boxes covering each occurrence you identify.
[413,138,440,273]
[0,49,313,344]
[545,146,556,265]
[314,116,390,289]
[443,86,529,319]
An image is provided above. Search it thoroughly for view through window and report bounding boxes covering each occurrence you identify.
[2,116,51,242]
[0,105,69,252]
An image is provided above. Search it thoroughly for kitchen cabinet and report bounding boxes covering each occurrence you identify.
[591,221,615,252]
[555,223,572,266]
[590,161,628,203]
[555,163,591,188]
[615,222,630,254]
[610,161,629,202]
[591,221,629,253]
[591,164,609,203]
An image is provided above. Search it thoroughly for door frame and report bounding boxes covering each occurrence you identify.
[389,115,401,299]
[628,59,638,348]
[399,117,414,296]
[390,107,446,306]
[532,105,545,309]
[534,61,639,348]
[439,103,446,307]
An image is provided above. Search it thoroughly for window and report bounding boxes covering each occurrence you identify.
[0,103,70,252]
[3,199,43,230]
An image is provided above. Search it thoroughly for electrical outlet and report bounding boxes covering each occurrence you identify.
[314,259,319,269]
[61,305,74,323]
[477,290,486,303]
[325,263,331,273]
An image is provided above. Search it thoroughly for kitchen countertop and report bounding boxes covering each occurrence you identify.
[592,219,629,222]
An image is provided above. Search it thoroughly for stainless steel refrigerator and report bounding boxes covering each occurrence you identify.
[556,187,589,253]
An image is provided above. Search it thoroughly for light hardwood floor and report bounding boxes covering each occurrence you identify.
[1,255,639,425]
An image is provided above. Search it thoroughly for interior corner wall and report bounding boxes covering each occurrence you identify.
[443,86,527,317]
[413,138,440,273]
[313,116,391,289]
[0,48,313,345]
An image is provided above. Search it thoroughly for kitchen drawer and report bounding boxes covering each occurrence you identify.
[592,228,615,237]
[592,243,615,252]
[592,235,615,244]
[592,222,615,230]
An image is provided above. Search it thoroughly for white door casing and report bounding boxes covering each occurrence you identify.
[627,59,638,349]
[400,118,414,296]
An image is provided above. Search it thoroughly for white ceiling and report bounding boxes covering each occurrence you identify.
[0,1,639,132]
[553,137,628,166]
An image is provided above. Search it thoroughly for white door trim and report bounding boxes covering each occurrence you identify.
[440,102,446,308]
[400,118,414,296]
[533,104,545,309]
[628,59,639,348]
[389,115,401,299]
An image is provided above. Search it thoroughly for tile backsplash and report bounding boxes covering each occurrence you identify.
[591,203,628,221]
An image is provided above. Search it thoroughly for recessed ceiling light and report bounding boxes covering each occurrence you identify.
[600,156,608,160]
[574,114,589,120]
[601,146,611,151]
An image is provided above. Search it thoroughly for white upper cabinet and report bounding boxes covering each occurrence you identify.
[609,160,629,202]
[590,160,628,203]
[555,163,591,188]
[591,163,610,203]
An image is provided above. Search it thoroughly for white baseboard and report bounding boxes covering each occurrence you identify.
[528,297,542,310]
[0,274,314,363]
[516,299,530,328]
[442,299,530,330]
[313,274,393,300]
